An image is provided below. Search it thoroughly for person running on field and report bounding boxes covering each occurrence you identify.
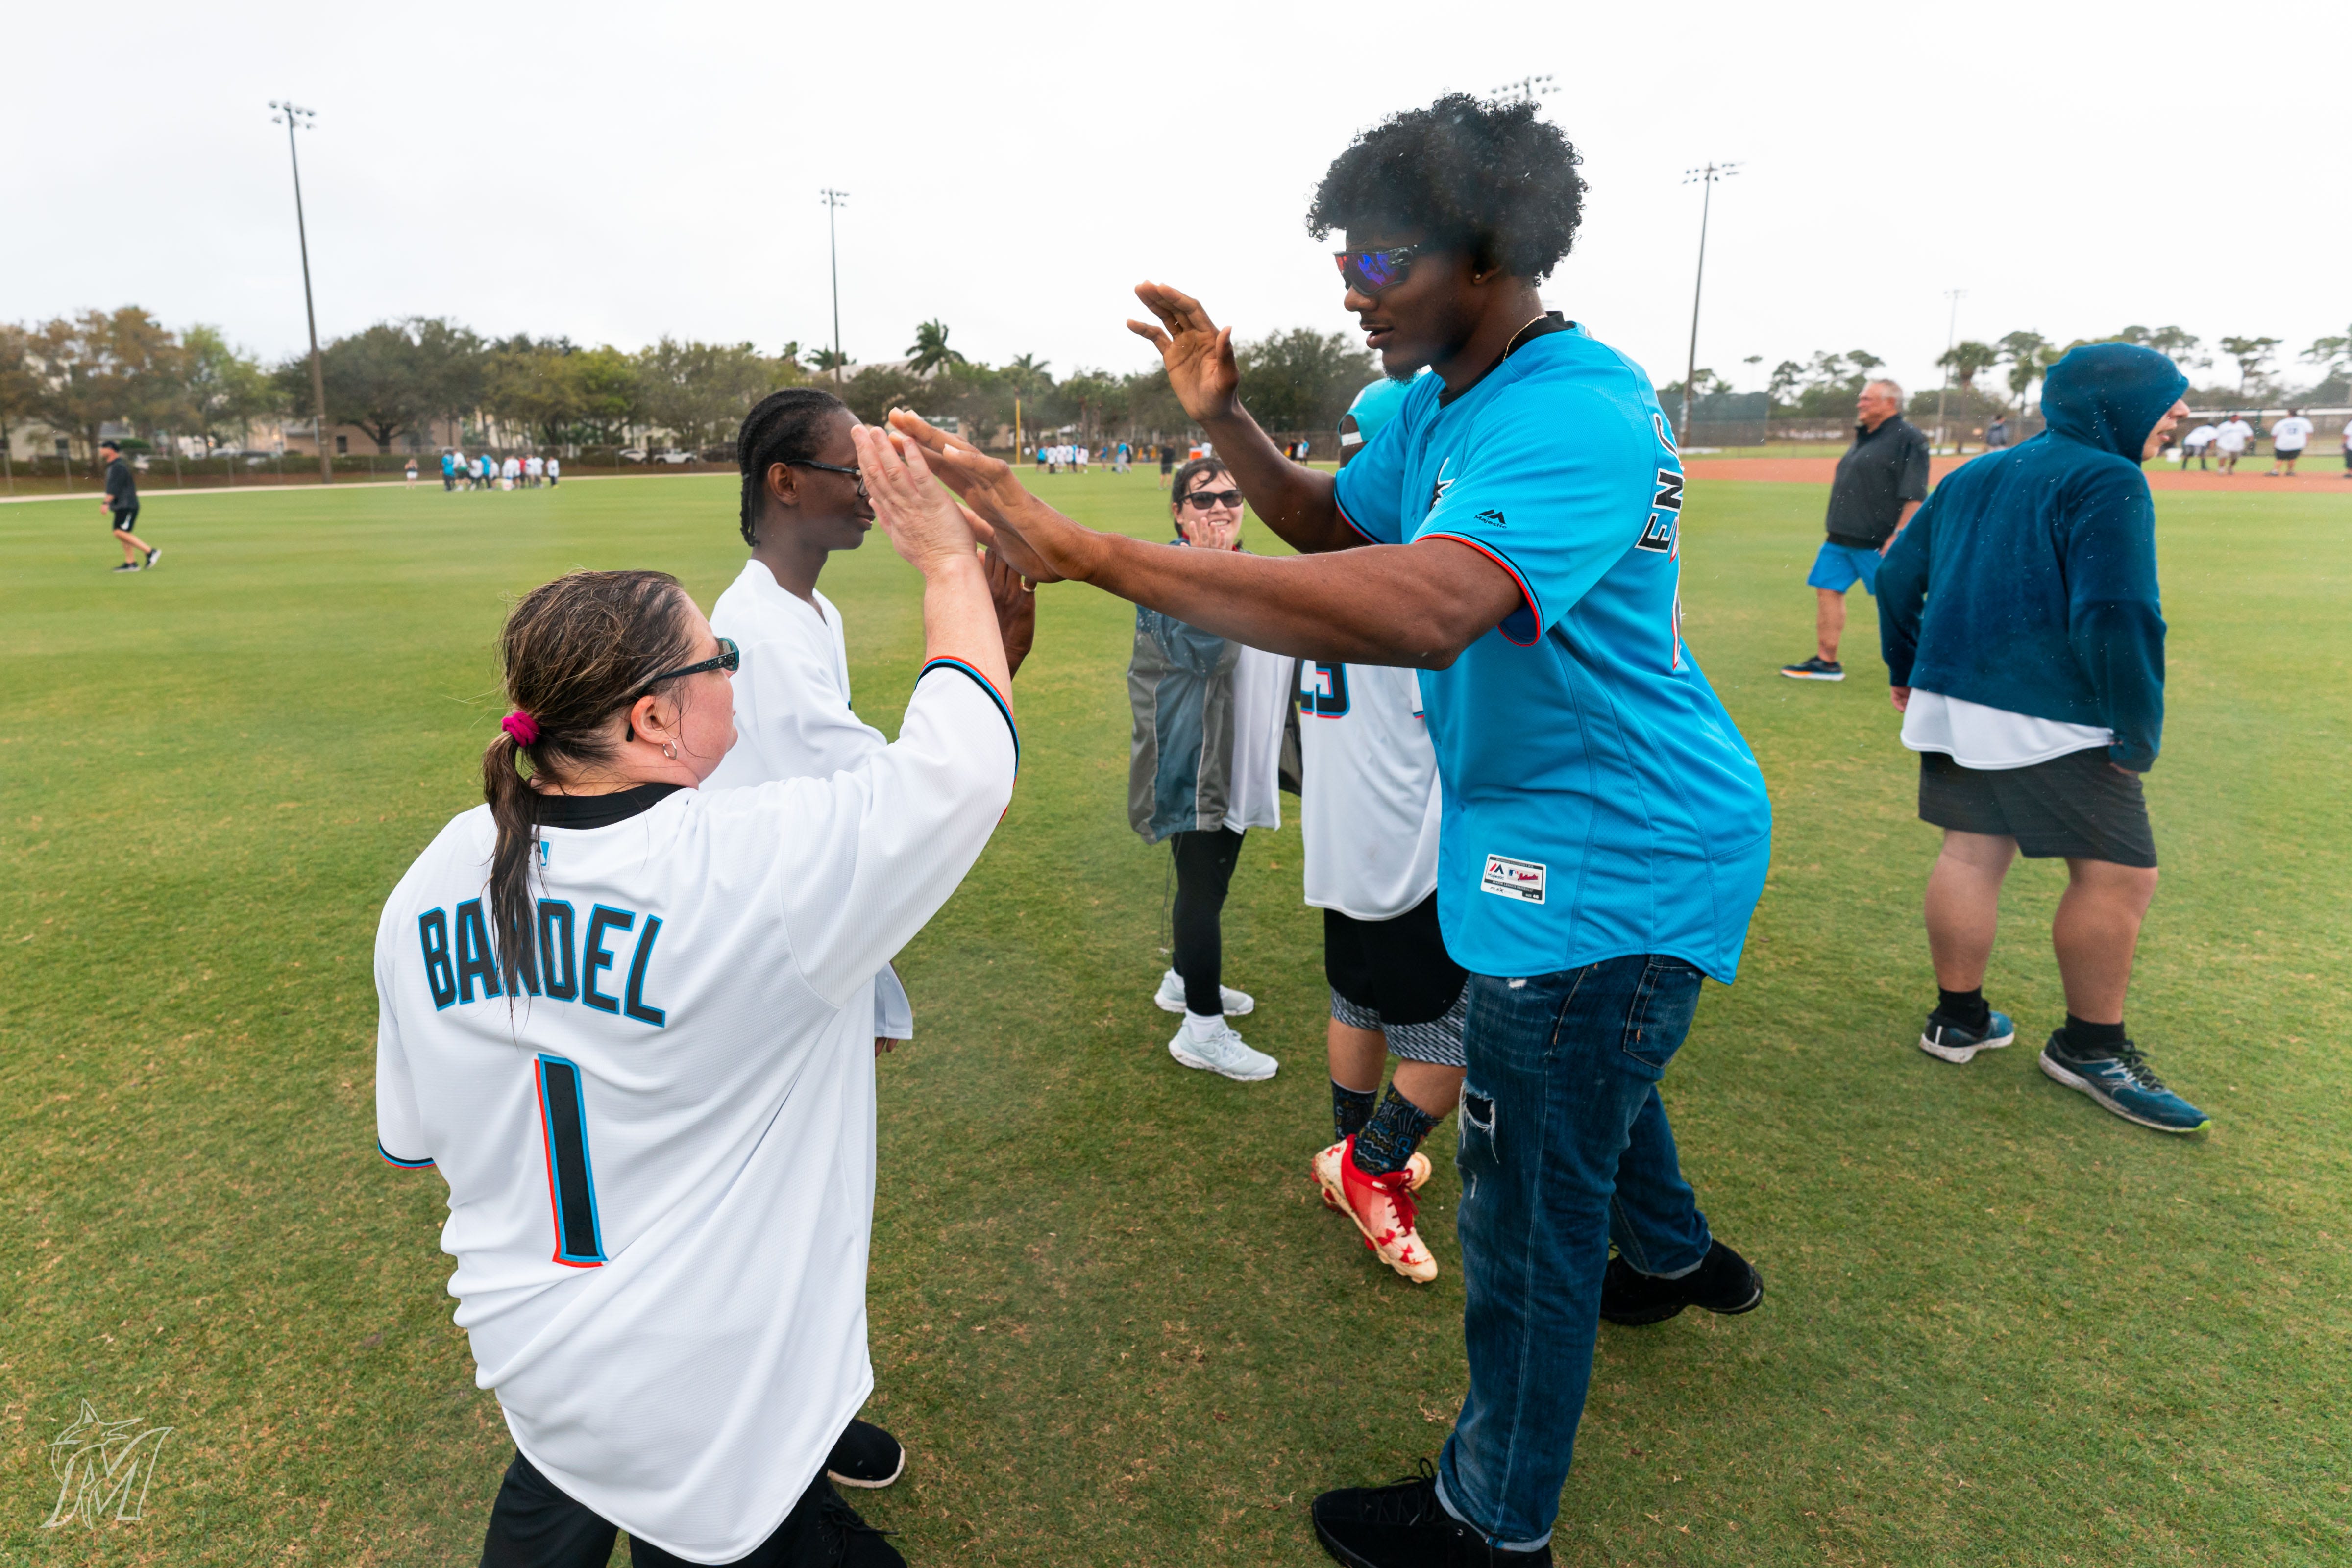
[442,449,459,491]
[99,440,158,572]
[893,93,1772,1566]
[375,442,1016,1567]
[1305,370,1461,1286]
[478,452,496,490]
[1158,442,1176,487]
[1880,342,2208,1135]
[2265,406,2312,475]
[1780,378,1927,681]
[545,453,560,487]
[1127,457,1294,1084]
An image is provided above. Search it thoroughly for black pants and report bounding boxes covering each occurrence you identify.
[1169,826,1245,1016]
[480,1449,902,1568]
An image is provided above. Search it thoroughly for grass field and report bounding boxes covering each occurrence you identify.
[2,468,2348,1567]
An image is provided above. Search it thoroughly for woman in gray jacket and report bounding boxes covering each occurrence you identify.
[1127,458,1296,1082]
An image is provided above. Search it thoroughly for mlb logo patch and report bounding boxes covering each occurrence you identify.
[1481,854,1547,904]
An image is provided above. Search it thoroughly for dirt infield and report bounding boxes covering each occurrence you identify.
[1683,454,2352,492]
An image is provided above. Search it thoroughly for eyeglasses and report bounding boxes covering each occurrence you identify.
[638,637,739,694]
[1334,243,1424,295]
[1180,488,1245,511]
[786,457,867,496]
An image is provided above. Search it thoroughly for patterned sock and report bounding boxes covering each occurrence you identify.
[1935,986,1990,1030]
[1352,1087,1442,1176]
[1331,1081,1376,1144]
[2061,1014,2127,1056]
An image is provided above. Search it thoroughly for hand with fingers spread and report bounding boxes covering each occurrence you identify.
[1128,282,1241,425]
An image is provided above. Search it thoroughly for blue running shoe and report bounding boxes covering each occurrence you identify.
[2038,1032,2210,1134]
[1918,1008,2015,1064]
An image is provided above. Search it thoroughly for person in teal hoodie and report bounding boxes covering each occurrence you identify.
[1878,342,2204,1134]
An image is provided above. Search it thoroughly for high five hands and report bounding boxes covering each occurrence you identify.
[883,410,1090,586]
[1128,283,1240,426]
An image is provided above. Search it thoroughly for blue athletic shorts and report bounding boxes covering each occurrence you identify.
[1807,539,1882,595]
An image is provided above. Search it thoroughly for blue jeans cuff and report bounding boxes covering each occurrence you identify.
[1433,1468,1553,1554]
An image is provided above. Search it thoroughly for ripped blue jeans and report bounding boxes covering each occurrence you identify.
[1435,956,1713,1551]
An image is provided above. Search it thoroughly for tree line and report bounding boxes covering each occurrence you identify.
[0,308,1379,462]
[1666,323,2352,424]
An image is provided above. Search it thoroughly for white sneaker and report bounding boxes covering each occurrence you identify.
[1168,1017,1278,1082]
[1153,967,1254,1017]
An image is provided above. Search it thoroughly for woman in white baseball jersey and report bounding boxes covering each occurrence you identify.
[375,427,1015,1566]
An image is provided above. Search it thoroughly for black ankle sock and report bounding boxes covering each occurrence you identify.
[1353,1088,1442,1176]
[1331,1081,1376,1144]
[1935,986,1990,1029]
[2062,1015,2127,1054]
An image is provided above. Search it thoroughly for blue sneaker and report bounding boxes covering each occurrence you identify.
[1918,1008,2015,1064]
[2038,1033,2210,1134]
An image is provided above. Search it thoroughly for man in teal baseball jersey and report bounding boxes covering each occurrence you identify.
[888,94,1772,1567]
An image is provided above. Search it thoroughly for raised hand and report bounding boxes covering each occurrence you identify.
[1127,282,1240,424]
[886,410,1079,584]
[850,423,977,576]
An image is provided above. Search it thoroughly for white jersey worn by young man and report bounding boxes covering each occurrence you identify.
[704,559,913,1035]
[1297,659,1443,920]
[374,663,1016,1563]
[2272,414,2313,453]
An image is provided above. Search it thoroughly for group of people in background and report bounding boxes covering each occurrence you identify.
[2175,408,2340,475]
[438,447,560,492]
[1028,440,1141,474]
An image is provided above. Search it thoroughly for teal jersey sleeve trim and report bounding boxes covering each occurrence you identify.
[378,1140,436,1169]
[920,658,1020,770]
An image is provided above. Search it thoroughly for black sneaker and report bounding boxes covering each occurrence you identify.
[111,562,141,572]
[1918,1007,2016,1064]
[1599,1239,1763,1326]
[1312,1462,1552,1567]
[813,1482,906,1567]
[826,1418,906,1489]
[1779,655,1845,680]
[145,547,161,568]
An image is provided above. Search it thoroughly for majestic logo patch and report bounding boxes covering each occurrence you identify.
[1480,854,1547,904]
[1476,507,1506,528]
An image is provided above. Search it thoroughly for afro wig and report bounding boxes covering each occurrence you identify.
[1307,93,1586,282]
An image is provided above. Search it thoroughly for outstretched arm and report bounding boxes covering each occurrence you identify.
[1127,282,1360,556]
[882,411,1518,666]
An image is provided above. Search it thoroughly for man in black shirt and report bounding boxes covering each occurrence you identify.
[99,440,160,573]
[1781,378,1928,680]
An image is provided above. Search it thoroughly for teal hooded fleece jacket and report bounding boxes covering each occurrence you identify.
[1878,342,2188,771]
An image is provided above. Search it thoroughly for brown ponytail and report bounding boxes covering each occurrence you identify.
[483,569,701,1000]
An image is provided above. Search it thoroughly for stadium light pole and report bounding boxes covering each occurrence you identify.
[1935,288,1965,453]
[270,101,332,485]
[1678,161,1740,443]
[821,188,849,387]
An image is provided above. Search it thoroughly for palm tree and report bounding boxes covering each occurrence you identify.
[1936,340,2001,396]
[906,319,967,378]
[1004,353,1053,398]
[1995,331,2052,414]
[809,346,855,383]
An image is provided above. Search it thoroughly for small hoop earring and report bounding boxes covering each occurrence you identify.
[662,741,678,760]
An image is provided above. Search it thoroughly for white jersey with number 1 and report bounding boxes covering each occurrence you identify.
[1299,660,1443,921]
[372,664,1017,1562]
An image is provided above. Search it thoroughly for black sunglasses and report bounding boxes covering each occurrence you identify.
[638,637,739,694]
[1334,243,1424,295]
[786,457,867,495]
[1180,488,1245,511]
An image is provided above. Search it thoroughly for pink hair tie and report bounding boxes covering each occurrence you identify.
[501,711,540,747]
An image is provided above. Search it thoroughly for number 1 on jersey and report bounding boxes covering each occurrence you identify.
[534,1054,608,1267]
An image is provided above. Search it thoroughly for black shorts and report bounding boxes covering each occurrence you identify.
[1918,748,2156,868]
[1323,892,1467,1027]
[109,504,139,532]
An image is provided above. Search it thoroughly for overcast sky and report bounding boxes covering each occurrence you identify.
[7,0,2343,404]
